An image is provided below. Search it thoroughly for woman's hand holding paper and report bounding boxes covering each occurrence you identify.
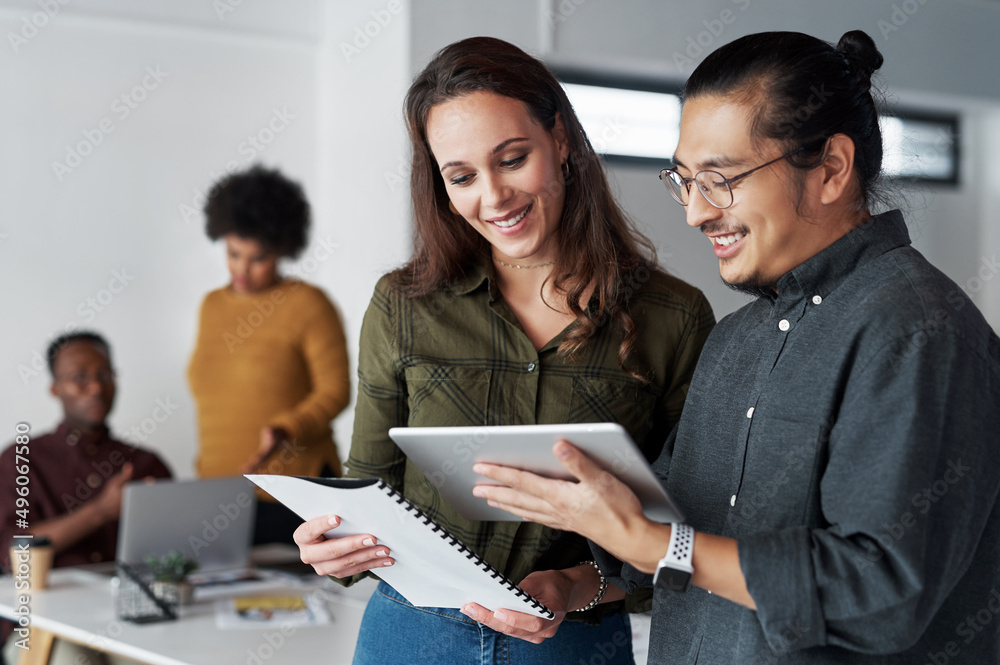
[293,514,395,578]
[460,564,624,644]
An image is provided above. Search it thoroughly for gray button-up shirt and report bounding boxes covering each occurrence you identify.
[597,210,1000,663]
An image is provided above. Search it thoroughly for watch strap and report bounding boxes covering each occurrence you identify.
[654,523,694,593]
[660,523,694,573]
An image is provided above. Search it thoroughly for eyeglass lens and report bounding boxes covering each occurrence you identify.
[661,170,732,209]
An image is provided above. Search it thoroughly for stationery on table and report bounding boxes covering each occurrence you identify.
[244,474,554,619]
[214,593,330,629]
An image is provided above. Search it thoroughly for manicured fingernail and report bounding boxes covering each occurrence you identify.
[362,537,374,547]
[460,604,473,616]
[495,610,507,621]
[381,559,393,566]
[328,515,339,526]
[473,464,484,474]
[376,549,387,557]
[472,487,484,498]
[556,444,572,459]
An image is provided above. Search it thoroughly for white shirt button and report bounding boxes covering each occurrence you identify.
[746,407,754,419]
[730,494,737,507]
[778,319,790,332]
[812,295,823,305]
[527,362,536,372]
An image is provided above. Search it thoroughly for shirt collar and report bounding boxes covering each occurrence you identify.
[448,253,495,296]
[774,209,910,304]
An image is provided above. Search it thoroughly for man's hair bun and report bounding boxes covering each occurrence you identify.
[837,30,884,85]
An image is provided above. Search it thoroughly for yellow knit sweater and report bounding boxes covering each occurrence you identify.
[187,279,349,483]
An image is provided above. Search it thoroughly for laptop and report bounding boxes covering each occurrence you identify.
[116,476,257,575]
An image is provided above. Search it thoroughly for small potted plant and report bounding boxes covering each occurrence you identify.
[144,551,198,606]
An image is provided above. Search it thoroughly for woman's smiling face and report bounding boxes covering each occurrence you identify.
[426,91,569,265]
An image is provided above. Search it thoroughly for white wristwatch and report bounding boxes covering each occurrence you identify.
[653,523,694,593]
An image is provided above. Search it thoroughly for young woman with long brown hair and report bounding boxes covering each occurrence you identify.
[294,36,714,664]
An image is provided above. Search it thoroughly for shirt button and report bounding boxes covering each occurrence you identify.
[730,494,737,507]
[778,319,790,332]
[812,295,823,305]
[746,407,754,419]
[527,362,536,373]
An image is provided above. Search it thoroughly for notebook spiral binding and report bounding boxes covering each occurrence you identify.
[376,478,554,620]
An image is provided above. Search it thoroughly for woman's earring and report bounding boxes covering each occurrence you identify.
[448,201,459,215]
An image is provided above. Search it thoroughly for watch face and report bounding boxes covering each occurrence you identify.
[655,567,692,593]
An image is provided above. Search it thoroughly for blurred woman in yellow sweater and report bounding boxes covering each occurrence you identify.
[188,165,350,544]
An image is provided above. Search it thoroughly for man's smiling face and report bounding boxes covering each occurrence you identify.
[673,94,825,291]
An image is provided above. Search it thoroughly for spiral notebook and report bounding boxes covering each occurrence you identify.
[244,474,553,619]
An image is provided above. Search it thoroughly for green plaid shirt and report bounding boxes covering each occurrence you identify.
[347,258,714,615]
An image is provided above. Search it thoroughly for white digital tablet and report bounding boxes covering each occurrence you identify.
[388,423,683,524]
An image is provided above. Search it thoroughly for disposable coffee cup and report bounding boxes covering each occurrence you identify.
[9,536,54,592]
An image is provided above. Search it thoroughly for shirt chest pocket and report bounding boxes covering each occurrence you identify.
[403,365,492,427]
[734,415,824,530]
[567,377,660,449]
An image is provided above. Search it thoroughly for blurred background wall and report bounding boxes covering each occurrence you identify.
[2,0,997,478]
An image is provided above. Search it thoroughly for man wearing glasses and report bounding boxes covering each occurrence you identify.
[473,29,999,664]
[0,331,171,570]
[1,331,172,662]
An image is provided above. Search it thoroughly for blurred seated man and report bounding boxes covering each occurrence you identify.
[1,331,171,665]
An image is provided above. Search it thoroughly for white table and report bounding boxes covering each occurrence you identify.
[1,567,376,665]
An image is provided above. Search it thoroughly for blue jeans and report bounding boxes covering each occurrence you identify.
[353,581,636,665]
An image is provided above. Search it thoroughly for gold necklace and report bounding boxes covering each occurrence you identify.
[493,257,556,270]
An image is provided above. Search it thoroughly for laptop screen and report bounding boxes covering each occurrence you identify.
[116,477,257,573]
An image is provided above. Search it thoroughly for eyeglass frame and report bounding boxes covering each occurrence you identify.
[658,145,811,210]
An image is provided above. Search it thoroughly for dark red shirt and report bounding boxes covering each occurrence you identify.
[1,421,171,571]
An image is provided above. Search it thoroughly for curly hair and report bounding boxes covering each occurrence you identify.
[204,164,310,258]
[396,37,657,379]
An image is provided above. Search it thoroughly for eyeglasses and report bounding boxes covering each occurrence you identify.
[659,146,808,209]
[56,370,116,388]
